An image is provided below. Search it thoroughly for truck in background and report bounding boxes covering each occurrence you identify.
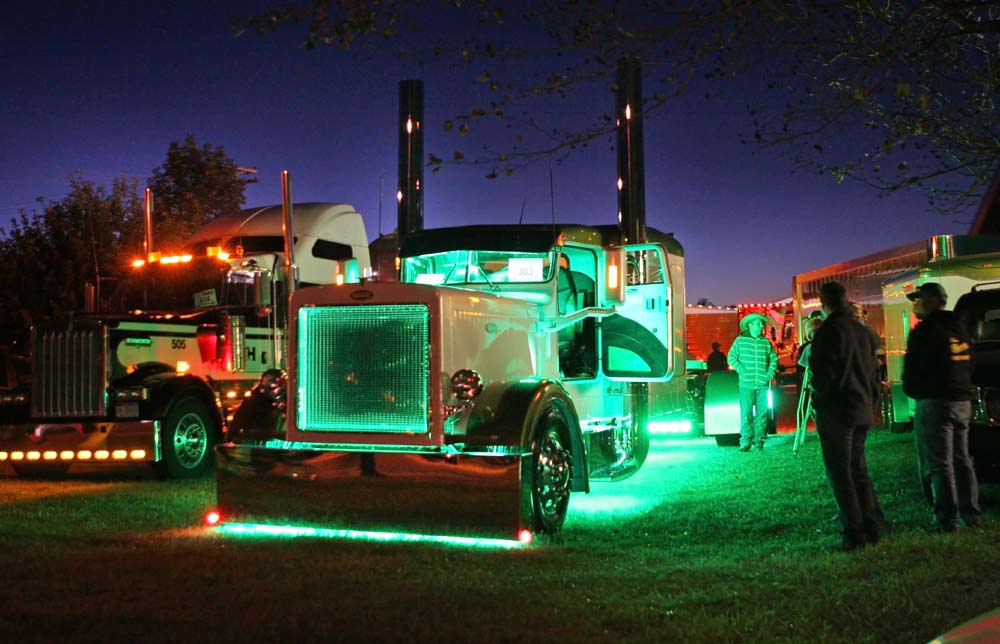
[685,304,738,366]
[0,202,370,478]
[882,244,1000,429]
[953,285,1000,480]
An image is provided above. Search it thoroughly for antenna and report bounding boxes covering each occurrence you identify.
[518,197,527,224]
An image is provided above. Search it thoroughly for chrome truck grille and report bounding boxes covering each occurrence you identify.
[31,323,108,418]
[296,304,430,434]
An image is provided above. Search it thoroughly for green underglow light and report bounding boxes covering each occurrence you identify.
[648,419,693,435]
[218,522,527,549]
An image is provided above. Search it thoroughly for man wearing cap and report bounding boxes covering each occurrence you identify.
[809,281,883,551]
[728,312,778,451]
[902,282,982,532]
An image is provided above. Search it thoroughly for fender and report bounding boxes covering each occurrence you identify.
[461,378,589,493]
[119,365,222,434]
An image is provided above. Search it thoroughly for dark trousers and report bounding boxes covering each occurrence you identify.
[738,386,769,448]
[815,410,881,544]
[914,399,981,529]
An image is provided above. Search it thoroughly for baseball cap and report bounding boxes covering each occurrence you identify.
[906,282,948,303]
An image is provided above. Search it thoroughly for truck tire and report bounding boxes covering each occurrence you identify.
[528,400,573,534]
[156,397,217,479]
[12,462,70,479]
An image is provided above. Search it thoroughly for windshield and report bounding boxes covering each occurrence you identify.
[109,257,257,311]
[402,249,556,286]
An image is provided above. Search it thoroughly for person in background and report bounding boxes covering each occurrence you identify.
[902,282,982,533]
[809,281,883,551]
[707,342,728,372]
[793,315,826,454]
[728,313,777,452]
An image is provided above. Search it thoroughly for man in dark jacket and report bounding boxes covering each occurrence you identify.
[808,281,883,551]
[902,282,981,532]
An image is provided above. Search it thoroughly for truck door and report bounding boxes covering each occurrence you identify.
[602,243,673,381]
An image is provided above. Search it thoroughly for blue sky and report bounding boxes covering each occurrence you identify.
[0,1,972,305]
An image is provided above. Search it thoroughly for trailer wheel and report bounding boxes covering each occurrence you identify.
[529,401,573,534]
[157,397,217,479]
[12,462,70,479]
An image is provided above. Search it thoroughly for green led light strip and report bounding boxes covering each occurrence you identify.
[218,522,528,549]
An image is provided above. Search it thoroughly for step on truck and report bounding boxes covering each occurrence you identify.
[212,64,694,542]
[0,202,370,478]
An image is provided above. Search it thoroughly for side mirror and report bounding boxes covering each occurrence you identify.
[603,247,626,306]
[253,269,273,316]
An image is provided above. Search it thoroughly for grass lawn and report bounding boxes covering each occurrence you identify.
[0,429,997,643]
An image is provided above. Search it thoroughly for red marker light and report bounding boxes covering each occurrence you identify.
[518,529,533,545]
[205,511,221,526]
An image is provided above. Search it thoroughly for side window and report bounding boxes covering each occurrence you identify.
[312,239,354,261]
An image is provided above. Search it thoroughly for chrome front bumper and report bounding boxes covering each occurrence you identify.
[215,444,531,540]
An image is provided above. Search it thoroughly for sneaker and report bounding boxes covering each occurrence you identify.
[752,444,764,452]
[738,444,752,452]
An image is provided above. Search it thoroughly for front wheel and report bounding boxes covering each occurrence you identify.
[528,401,574,534]
[156,397,218,479]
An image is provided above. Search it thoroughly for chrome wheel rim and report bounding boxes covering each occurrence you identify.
[173,412,209,469]
[534,427,572,525]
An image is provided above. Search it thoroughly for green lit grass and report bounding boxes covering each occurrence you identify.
[0,430,997,643]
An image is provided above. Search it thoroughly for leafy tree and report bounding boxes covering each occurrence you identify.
[147,134,250,249]
[0,175,144,339]
[237,1,999,214]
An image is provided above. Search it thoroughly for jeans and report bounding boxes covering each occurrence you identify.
[913,399,981,529]
[815,411,881,545]
[738,386,769,448]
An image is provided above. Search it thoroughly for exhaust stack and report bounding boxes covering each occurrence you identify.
[616,57,647,244]
[281,170,296,295]
[397,79,425,244]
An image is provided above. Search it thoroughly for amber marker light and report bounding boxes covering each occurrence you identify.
[112,450,127,460]
[131,259,145,268]
[77,450,93,460]
[130,450,146,460]
[95,450,110,460]
[59,451,74,460]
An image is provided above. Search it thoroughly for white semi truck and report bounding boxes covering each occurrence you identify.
[0,202,370,478]
[211,65,697,541]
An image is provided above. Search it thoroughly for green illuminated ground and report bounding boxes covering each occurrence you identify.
[0,431,998,643]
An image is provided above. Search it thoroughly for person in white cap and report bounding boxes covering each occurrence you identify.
[728,312,777,451]
[903,281,982,532]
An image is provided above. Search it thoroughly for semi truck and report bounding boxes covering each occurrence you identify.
[882,244,1000,429]
[211,64,696,542]
[0,202,370,478]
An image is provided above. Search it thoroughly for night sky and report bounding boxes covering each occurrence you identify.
[1,1,972,305]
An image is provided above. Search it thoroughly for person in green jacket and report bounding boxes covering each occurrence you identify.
[728,313,778,451]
